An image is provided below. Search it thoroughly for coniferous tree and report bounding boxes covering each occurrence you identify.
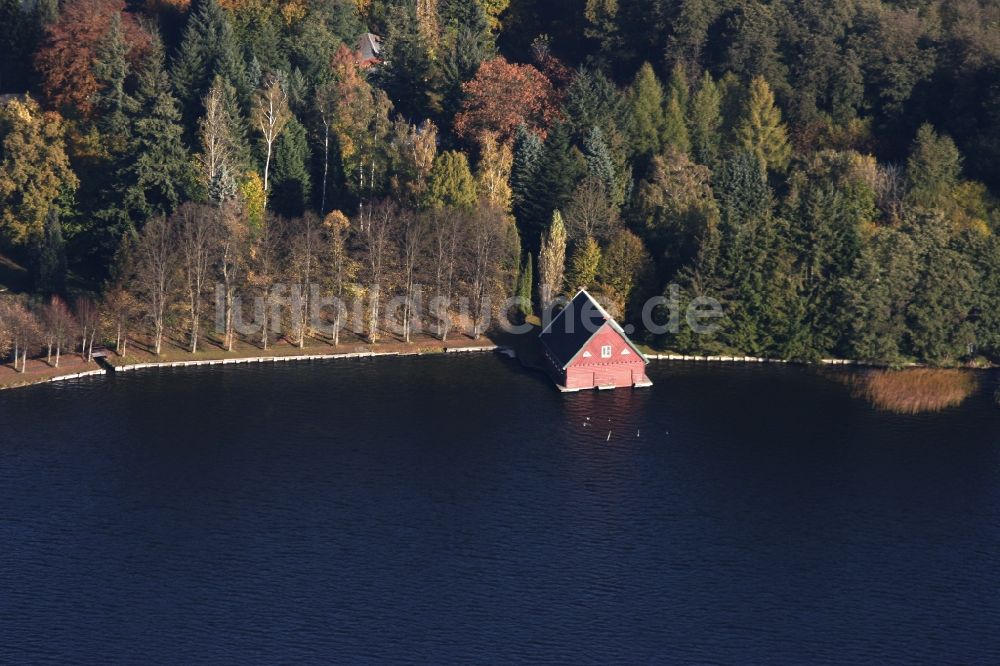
[663,95,691,155]
[511,125,544,233]
[690,71,722,168]
[91,14,131,155]
[122,36,193,224]
[735,76,791,172]
[172,0,247,134]
[380,3,439,120]
[627,62,667,158]
[270,116,312,218]
[522,122,585,250]
[905,124,962,212]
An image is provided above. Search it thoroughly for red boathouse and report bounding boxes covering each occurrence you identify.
[539,290,652,392]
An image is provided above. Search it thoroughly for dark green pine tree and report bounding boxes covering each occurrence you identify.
[522,121,586,252]
[563,68,621,143]
[712,150,781,355]
[439,0,494,128]
[379,3,438,120]
[172,0,248,135]
[270,116,312,218]
[32,208,67,295]
[91,14,131,156]
[122,36,194,224]
[583,127,616,203]
[511,125,544,234]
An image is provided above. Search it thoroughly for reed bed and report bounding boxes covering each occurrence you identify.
[849,368,977,414]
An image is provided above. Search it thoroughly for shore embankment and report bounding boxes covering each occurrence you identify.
[0,337,498,391]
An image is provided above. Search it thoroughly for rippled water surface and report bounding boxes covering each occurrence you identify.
[2,356,1000,663]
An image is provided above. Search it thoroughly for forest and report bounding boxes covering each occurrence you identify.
[2,0,1000,367]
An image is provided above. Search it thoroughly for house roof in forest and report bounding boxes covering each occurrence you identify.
[358,32,383,65]
[539,290,648,370]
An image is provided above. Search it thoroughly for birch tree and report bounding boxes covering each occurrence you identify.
[323,211,354,346]
[288,212,322,348]
[42,296,73,367]
[357,200,396,343]
[397,209,425,343]
[74,296,100,362]
[216,200,249,351]
[249,213,283,350]
[467,206,520,339]
[430,207,460,340]
[252,73,290,197]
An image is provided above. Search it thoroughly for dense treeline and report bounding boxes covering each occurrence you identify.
[1,0,1000,365]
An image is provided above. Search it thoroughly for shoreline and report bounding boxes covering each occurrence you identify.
[1,344,989,393]
[0,343,500,391]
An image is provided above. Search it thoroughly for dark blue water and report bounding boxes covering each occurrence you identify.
[1,356,999,664]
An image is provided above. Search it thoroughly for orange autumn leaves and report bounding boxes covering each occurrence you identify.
[34,0,151,118]
[454,57,559,144]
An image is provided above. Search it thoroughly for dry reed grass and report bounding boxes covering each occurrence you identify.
[849,368,977,414]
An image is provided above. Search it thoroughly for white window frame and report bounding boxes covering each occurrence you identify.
[601,345,613,359]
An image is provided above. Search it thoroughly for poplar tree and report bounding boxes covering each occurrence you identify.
[735,76,791,172]
[537,210,567,306]
[515,252,533,316]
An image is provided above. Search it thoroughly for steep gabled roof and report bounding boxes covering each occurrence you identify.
[539,290,648,370]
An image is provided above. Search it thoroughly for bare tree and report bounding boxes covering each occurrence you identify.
[564,175,619,244]
[176,203,219,353]
[429,207,460,340]
[217,200,249,351]
[7,300,41,372]
[357,200,396,343]
[134,216,176,355]
[42,296,74,367]
[252,73,291,197]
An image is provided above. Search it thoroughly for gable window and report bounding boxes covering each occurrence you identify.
[601,345,612,359]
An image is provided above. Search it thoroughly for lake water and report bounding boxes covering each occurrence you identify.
[1,355,999,664]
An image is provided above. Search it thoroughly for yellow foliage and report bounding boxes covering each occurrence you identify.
[239,171,266,230]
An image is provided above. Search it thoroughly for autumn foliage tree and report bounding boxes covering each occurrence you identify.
[454,57,558,144]
[34,0,149,118]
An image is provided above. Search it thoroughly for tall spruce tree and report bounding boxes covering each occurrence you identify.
[172,0,247,135]
[270,116,312,218]
[122,36,193,224]
[511,125,544,235]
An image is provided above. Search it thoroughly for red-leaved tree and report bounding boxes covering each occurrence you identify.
[34,0,150,118]
[454,57,558,145]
